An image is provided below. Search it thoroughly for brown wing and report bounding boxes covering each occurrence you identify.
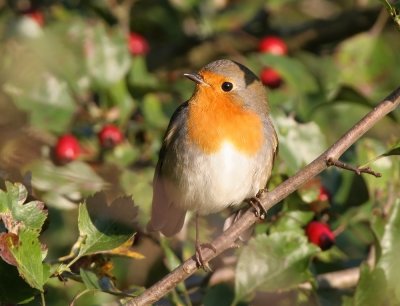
[147,102,189,237]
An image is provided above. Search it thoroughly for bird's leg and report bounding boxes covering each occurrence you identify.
[246,189,268,220]
[195,213,216,271]
[326,157,381,177]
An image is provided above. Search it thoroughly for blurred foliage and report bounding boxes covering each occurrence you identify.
[0,0,399,305]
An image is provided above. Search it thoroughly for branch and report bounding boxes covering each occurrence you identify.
[126,86,400,306]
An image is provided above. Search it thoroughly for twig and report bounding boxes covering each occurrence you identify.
[326,158,382,177]
[126,86,400,306]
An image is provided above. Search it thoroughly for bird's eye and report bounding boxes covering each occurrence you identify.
[221,82,233,92]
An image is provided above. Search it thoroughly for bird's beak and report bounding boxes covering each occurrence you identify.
[184,73,207,85]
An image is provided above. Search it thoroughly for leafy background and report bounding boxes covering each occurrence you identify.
[0,0,399,305]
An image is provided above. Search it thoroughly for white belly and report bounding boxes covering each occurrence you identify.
[170,142,261,214]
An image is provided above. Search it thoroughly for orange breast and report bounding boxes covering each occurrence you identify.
[187,86,263,155]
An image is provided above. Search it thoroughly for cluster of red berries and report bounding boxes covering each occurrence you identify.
[54,124,124,164]
[258,35,287,89]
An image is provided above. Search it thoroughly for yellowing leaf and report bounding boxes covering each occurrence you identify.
[97,237,144,260]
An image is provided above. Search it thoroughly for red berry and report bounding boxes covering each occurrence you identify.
[25,11,44,27]
[55,134,80,163]
[260,67,282,89]
[128,33,149,56]
[98,124,123,148]
[318,186,330,202]
[306,221,335,250]
[258,36,288,55]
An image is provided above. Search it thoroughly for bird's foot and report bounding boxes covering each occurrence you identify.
[247,189,268,220]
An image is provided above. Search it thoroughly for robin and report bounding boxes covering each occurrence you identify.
[147,59,278,267]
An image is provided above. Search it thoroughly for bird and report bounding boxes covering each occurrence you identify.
[147,59,278,267]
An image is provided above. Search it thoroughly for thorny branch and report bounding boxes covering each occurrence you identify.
[126,86,400,306]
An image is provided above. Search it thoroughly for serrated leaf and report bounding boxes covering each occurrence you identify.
[6,181,28,206]
[9,229,50,291]
[2,182,47,231]
[78,193,137,257]
[234,232,319,303]
[120,168,154,228]
[11,200,47,232]
[377,200,400,301]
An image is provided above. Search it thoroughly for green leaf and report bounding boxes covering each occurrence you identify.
[335,33,395,90]
[4,74,76,134]
[159,237,188,294]
[352,264,389,306]
[270,210,314,233]
[2,182,47,231]
[77,193,137,257]
[357,138,396,192]
[141,93,169,129]
[159,237,182,271]
[328,86,397,122]
[104,142,140,168]
[30,160,105,210]
[372,141,400,161]
[128,56,157,88]
[330,85,372,106]
[120,168,154,228]
[80,268,101,290]
[256,54,318,93]
[0,189,8,213]
[274,116,327,175]
[234,232,319,303]
[85,23,131,87]
[377,200,400,301]
[9,229,50,291]
[107,79,136,125]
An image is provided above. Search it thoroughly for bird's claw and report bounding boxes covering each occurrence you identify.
[195,243,216,271]
[247,195,267,220]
